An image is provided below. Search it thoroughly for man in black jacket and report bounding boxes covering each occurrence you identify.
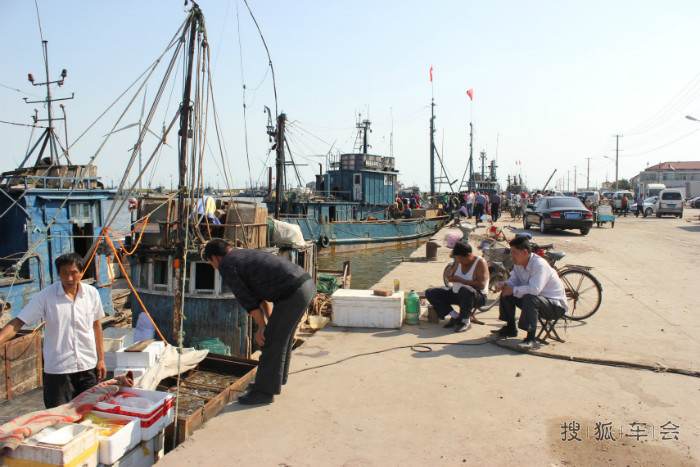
[203,239,315,404]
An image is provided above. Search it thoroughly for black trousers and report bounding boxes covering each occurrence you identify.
[254,279,316,395]
[425,285,485,321]
[491,203,500,222]
[499,294,565,334]
[474,204,485,223]
[43,368,98,409]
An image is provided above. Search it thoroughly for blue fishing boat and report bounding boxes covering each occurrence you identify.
[266,116,448,253]
[0,42,115,326]
[122,6,315,358]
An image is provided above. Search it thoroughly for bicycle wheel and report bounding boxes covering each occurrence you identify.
[559,268,602,320]
[478,267,507,311]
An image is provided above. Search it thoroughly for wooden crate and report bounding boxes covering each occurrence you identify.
[160,354,258,450]
[0,330,43,402]
[223,203,268,248]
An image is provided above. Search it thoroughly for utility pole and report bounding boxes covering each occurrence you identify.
[567,170,570,192]
[585,157,592,190]
[573,166,577,193]
[614,134,622,189]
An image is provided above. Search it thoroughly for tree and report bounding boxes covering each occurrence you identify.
[614,179,630,190]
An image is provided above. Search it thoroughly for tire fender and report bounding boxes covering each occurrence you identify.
[318,235,330,248]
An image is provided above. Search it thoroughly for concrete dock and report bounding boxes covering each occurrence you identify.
[160,213,699,465]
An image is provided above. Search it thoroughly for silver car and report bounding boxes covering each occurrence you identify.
[630,196,658,217]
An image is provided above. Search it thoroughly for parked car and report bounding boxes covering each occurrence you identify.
[523,196,594,235]
[655,189,684,218]
[687,196,700,208]
[629,196,659,217]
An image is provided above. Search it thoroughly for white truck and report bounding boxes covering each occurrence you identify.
[644,183,666,198]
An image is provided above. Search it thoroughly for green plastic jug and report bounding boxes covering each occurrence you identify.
[405,290,420,325]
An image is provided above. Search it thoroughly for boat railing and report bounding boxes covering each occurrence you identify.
[1,174,102,190]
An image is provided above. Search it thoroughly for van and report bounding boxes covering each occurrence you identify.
[655,189,684,218]
[612,191,634,213]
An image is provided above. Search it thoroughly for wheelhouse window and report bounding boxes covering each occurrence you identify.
[139,261,150,288]
[153,260,169,290]
[70,202,91,220]
[194,262,215,294]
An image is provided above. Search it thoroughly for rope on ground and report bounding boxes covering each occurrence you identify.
[290,340,491,374]
[289,338,700,379]
[487,337,700,378]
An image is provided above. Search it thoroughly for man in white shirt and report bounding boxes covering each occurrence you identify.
[492,236,568,349]
[466,191,475,218]
[0,252,106,408]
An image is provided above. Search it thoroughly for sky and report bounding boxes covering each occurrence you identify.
[2,0,700,192]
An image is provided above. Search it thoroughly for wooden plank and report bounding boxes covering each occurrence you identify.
[123,339,155,352]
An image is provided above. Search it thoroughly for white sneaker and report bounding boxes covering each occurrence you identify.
[518,339,539,350]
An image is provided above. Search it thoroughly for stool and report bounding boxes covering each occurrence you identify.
[536,316,565,344]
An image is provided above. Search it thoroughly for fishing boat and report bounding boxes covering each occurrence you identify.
[265,116,448,253]
[119,5,315,358]
[0,42,117,328]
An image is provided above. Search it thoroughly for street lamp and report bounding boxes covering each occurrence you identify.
[603,155,617,189]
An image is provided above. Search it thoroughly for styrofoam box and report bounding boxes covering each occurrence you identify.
[4,422,99,467]
[103,328,136,353]
[99,429,164,467]
[332,289,404,329]
[115,341,166,369]
[93,388,174,441]
[84,411,141,465]
[113,367,147,379]
[105,352,118,372]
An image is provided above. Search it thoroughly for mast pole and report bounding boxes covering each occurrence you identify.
[274,113,287,219]
[430,99,435,196]
[468,123,474,190]
[173,13,199,344]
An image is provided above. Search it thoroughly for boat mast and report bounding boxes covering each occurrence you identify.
[429,99,435,196]
[173,9,200,344]
[273,113,286,219]
[21,41,74,168]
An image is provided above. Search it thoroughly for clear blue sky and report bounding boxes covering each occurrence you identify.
[2,0,700,192]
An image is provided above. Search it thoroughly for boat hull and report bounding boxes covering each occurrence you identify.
[280,216,448,253]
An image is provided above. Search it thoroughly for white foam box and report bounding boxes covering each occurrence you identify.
[103,328,136,353]
[331,289,405,329]
[104,329,136,372]
[83,411,141,465]
[99,430,164,467]
[114,341,166,369]
[4,422,99,467]
[92,388,174,441]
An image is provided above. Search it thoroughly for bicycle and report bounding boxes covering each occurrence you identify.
[443,230,603,319]
[479,248,602,319]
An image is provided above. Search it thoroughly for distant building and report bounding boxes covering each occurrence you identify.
[630,161,700,198]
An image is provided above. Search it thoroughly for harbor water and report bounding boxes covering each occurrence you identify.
[317,241,425,290]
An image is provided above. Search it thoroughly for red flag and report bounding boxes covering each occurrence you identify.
[430,66,433,82]
[466,88,474,100]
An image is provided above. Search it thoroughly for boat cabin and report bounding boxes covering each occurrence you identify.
[0,164,115,325]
